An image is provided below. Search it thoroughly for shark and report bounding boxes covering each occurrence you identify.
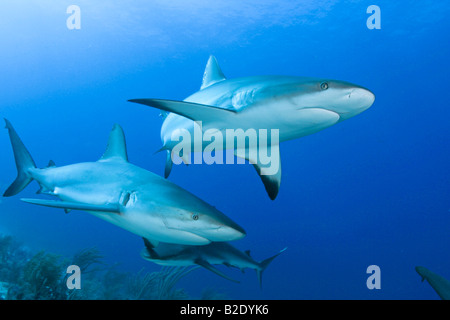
[129,55,375,200]
[2,119,246,246]
[141,238,286,287]
[416,266,450,300]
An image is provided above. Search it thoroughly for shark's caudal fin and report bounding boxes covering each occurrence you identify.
[99,124,128,162]
[256,247,287,289]
[201,55,226,90]
[3,119,37,197]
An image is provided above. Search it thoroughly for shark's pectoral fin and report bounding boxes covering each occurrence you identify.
[142,237,160,259]
[256,164,282,200]
[128,99,237,123]
[195,258,240,283]
[20,198,121,214]
[142,237,160,250]
[234,144,281,200]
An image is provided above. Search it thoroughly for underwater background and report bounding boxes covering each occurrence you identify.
[0,0,448,300]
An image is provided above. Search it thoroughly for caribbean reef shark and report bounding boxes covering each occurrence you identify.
[141,238,286,287]
[2,119,245,246]
[129,56,375,200]
[416,266,450,300]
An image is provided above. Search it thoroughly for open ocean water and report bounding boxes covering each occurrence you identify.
[0,0,449,302]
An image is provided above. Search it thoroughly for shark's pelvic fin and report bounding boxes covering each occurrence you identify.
[36,185,55,196]
[3,119,37,197]
[164,150,173,178]
[195,258,240,283]
[128,99,237,123]
[20,198,121,214]
[201,55,226,90]
[153,146,173,178]
[100,124,128,162]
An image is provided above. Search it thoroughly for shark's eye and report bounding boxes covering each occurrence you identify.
[192,213,199,221]
[320,82,329,90]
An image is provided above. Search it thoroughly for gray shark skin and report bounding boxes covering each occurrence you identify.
[129,55,375,200]
[2,119,245,246]
[416,266,450,300]
[141,238,286,287]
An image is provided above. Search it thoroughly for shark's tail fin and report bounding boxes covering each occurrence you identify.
[256,247,287,289]
[3,119,37,197]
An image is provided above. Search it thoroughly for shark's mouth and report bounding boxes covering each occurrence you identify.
[292,107,341,127]
[165,228,212,245]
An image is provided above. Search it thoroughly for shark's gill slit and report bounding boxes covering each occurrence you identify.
[121,191,131,207]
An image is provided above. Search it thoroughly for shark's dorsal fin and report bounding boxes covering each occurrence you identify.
[46,160,56,168]
[195,258,240,283]
[201,55,226,90]
[100,124,128,162]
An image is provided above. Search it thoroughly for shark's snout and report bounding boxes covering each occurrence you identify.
[194,217,246,242]
[352,87,375,108]
[337,86,375,120]
[213,224,246,241]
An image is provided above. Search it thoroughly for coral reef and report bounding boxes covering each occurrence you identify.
[0,233,218,300]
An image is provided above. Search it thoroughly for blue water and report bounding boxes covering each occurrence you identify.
[0,0,449,299]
